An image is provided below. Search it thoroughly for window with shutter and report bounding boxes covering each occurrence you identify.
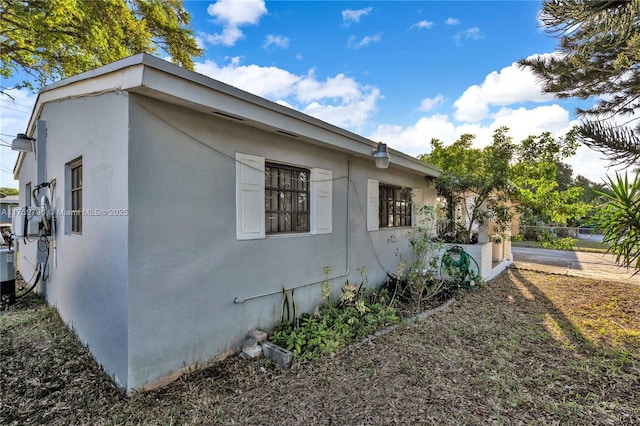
[236,153,265,240]
[311,168,332,234]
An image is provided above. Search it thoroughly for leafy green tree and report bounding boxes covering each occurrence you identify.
[519,0,640,166]
[420,127,515,244]
[574,175,610,205]
[1,0,202,91]
[511,131,592,226]
[591,173,640,273]
[521,0,640,270]
[555,162,574,191]
[0,187,19,195]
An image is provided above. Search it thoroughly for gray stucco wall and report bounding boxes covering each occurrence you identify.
[126,95,435,389]
[16,93,130,387]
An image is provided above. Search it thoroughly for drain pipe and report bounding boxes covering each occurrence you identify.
[234,156,352,304]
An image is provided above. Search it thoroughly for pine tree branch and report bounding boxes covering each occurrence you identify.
[579,121,640,167]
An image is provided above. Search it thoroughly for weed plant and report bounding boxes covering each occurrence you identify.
[269,268,399,359]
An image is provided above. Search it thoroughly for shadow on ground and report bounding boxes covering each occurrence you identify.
[1,269,639,425]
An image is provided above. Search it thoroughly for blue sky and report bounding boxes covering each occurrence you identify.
[0,0,628,188]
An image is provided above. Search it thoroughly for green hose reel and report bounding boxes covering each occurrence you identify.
[440,245,481,288]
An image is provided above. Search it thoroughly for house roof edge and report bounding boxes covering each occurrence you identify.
[14,53,440,178]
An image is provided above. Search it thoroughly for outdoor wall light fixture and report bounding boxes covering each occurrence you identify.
[11,133,34,152]
[372,142,390,169]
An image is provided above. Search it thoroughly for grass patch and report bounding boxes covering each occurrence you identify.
[1,269,639,424]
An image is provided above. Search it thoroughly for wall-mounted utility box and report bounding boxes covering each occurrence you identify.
[0,248,16,306]
[11,207,43,238]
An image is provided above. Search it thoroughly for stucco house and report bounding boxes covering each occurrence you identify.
[12,53,440,391]
[1,194,19,226]
[1,194,19,244]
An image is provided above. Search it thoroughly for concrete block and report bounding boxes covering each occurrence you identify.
[261,341,293,368]
[243,337,258,349]
[240,339,262,359]
[247,328,268,343]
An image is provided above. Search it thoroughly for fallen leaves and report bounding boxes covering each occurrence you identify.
[1,269,639,425]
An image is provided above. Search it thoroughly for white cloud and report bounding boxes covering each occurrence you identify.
[369,99,620,182]
[492,105,571,142]
[373,105,574,156]
[296,71,360,103]
[445,17,460,26]
[195,58,381,130]
[0,89,36,188]
[369,115,457,154]
[204,0,267,46]
[194,35,206,50]
[196,58,300,99]
[203,26,244,46]
[263,35,289,49]
[453,27,484,45]
[347,34,382,49]
[342,7,372,26]
[303,87,380,131]
[207,0,267,25]
[410,20,434,30]
[453,59,556,122]
[419,94,446,112]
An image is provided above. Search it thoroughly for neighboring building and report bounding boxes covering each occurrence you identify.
[1,194,19,244]
[12,54,440,391]
[0,194,19,226]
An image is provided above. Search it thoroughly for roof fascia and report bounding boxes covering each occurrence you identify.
[14,53,439,178]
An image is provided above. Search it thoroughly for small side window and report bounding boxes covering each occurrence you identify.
[25,182,31,206]
[66,157,82,234]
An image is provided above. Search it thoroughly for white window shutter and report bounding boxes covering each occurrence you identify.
[311,168,332,234]
[236,153,265,240]
[412,187,423,227]
[367,179,379,231]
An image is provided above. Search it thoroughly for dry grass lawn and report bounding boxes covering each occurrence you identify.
[1,268,639,425]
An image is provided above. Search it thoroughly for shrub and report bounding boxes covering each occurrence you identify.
[269,271,398,360]
[541,237,576,250]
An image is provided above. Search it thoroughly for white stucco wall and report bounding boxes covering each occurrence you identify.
[16,93,130,387]
[125,95,436,389]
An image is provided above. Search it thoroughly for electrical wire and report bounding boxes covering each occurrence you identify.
[349,177,390,274]
[132,96,406,300]
[130,97,350,183]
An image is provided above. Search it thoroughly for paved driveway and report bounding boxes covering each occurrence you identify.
[511,246,640,284]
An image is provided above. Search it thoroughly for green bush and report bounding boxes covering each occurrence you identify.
[269,273,399,360]
[541,237,576,250]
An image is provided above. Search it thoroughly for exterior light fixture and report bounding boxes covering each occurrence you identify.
[372,142,390,169]
[11,133,34,152]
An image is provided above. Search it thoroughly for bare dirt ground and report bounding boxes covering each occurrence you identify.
[1,268,639,425]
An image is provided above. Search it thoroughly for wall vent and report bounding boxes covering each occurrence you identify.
[212,111,244,121]
[276,130,298,138]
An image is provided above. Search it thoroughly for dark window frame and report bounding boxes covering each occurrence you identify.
[265,162,310,234]
[379,183,412,228]
[68,157,82,234]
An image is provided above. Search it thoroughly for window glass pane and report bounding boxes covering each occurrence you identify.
[68,158,82,234]
[378,183,412,228]
[297,193,307,210]
[266,213,276,233]
[265,163,310,234]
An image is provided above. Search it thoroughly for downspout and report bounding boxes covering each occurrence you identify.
[233,156,352,303]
